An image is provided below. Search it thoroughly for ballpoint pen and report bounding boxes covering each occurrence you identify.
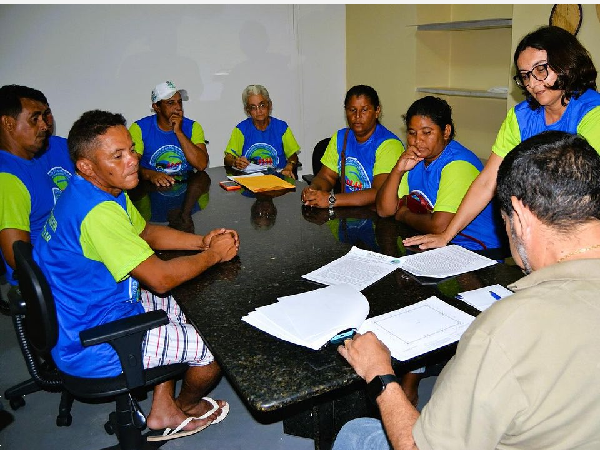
[489,290,502,300]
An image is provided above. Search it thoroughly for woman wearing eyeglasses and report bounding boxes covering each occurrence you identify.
[404,25,600,251]
[224,84,300,178]
[301,85,404,208]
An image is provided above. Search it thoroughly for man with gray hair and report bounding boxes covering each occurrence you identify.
[332,130,600,449]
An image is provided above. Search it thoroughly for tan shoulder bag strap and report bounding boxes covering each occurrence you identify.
[340,128,350,193]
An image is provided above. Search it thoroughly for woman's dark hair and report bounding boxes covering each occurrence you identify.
[344,85,380,110]
[514,26,597,110]
[496,131,600,233]
[403,96,455,141]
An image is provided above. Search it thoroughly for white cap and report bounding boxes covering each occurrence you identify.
[151,81,189,104]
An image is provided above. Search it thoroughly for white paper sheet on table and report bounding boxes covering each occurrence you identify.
[241,163,269,174]
[302,246,401,291]
[457,284,513,311]
[358,296,475,361]
[397,245,496,278]
[242,283,369,350]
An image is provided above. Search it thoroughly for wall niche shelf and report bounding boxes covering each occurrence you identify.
[416,18,512,31]
[416,87,508,100]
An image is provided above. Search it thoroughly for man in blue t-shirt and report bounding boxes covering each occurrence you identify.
[129,81,208,188]
[36,110,237,441]
[0,85,74,297]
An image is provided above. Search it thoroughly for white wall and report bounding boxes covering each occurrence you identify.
[0,4,346,171]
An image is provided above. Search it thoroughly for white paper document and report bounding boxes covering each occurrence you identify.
[457,284,513,311]
[242,284,369,350]
[240,163,269,174]
[397,245,496,278]
[302,246,401,291]
[358,296,475,361]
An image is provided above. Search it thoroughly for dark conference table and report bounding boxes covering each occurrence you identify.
[143,166,523,449]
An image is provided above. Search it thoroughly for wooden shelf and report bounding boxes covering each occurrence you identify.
[416,87,508,99]
[416,18,512,31]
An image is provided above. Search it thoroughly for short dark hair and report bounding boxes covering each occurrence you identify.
[68,110,127,162]
[513,26,597,110]
[0,84,48,119]
[404,96,455,141]
[496,131,600,233]
[344,85,381,110]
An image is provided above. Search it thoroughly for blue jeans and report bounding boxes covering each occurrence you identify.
[332,418,391,450]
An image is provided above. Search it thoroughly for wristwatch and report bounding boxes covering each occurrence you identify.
[328,192,337,209]
[366,374,399,403]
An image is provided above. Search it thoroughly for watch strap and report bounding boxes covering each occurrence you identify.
[366,374,399,403]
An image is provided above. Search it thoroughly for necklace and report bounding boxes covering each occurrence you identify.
[557,243,600,263]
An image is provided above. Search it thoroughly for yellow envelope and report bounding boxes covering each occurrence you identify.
[231,175,295,193]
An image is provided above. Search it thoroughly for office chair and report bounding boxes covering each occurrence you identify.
[8,240,188,449]
[301,137,331,185]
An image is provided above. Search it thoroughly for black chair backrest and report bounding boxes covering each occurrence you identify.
[12,240,59,356]
[312,137,331,175]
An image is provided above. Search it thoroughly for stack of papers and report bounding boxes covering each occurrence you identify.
[397,245,496,278]
[457,284,513,311]
[242,284,475,360]
[242,284,369,350]
[359,296,475,361]
[239,163,269,174]
[302,246,401,291]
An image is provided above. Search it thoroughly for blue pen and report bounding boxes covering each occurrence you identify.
[489,290,502,300]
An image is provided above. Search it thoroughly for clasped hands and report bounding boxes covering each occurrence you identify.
[200,228,240,262]
[301,186,329,208]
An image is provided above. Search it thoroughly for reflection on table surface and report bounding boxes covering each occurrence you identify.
[150,166,523,415]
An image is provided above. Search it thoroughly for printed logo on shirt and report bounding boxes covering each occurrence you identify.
[129,277,140,303]
[244,143,279,168]
[341,157,371,192]
[150,145,186,174]
[47,166,73,203]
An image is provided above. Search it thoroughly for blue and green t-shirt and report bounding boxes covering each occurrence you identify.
[224,117,300,169]
[0,136,73,284]
[321,124,404,192]
[129,114,205,176]
[34,175,153,378]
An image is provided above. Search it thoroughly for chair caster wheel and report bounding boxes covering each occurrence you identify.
[9,396,25,410]
[57,414,72,427]
[104,421,115,435]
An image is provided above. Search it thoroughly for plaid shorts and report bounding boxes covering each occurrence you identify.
[140,289,214,368]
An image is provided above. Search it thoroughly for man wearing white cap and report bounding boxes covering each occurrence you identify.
[129,81,208,187]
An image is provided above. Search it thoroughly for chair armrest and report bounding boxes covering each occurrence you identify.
[80,310,168,347]
[79,310,169,390]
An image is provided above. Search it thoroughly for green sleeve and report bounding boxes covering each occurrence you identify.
[491,108,521,159]
[129,122,144,156]
[224,128,245,158]
[321,132,339,173]
[191,121,205,145]
[373,139,405,176]
[434,161,480,213]
[577,106,600,154]
[282,127,301,158]
[80,197,153,282]
[0,173,31,232]
[398,174,409,198]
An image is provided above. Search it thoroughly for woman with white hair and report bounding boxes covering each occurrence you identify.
[224,84,300,178]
